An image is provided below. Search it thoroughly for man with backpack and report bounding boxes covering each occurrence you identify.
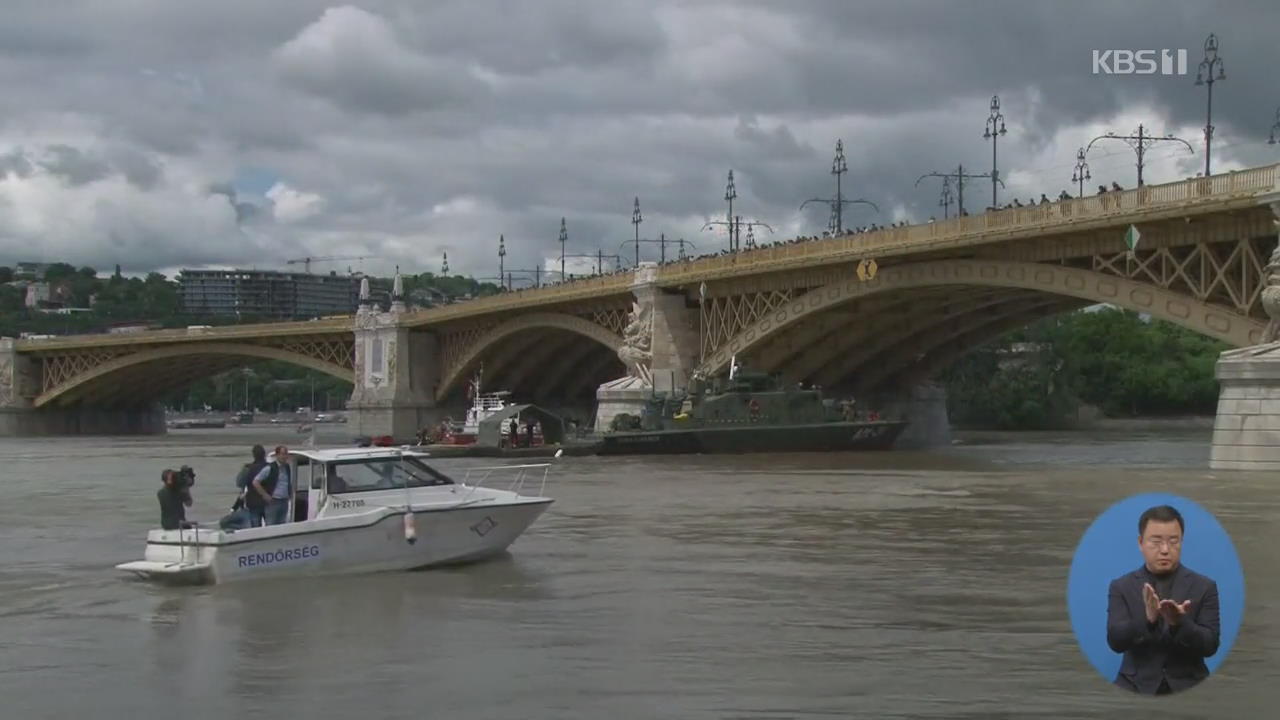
[220,445,268,531]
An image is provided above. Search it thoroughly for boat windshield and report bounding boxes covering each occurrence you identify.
[325,456,455,493]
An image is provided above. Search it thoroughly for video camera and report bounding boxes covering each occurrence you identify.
[175,464,196,489]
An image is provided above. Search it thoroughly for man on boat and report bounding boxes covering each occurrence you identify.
[250,446,292,526]
[223,444,269,530]
[157,468,193,530]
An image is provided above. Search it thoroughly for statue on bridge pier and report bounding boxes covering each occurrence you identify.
[617,300,653,384]
[1261,212,1280,344]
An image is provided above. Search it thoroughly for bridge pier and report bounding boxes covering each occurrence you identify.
[878,381,953,449]
[595,263,700,430]
[1210,199,1280,470]
[1210,344,1280,470]
[346,276,443,442]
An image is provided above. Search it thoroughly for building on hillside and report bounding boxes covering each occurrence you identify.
[178,269,360,319]
[409,286,450,307]
[13,262,50,279]
[24,282,50,308]
[25,281,76,310]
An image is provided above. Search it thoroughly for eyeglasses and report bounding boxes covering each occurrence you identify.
[1144,537,1181,549]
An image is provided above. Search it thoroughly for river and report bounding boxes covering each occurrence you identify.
[0,425,1274,719]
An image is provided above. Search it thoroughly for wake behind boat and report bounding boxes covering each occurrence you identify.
[116,447,555,585]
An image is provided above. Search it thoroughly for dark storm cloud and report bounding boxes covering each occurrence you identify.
[0,148,35,178]
[0,0,1276,279]
[37,145,112,186]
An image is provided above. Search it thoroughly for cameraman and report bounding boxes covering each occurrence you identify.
[157,468,194,531]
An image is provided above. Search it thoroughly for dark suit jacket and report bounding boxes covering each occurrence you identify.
[1106,564,1220,694]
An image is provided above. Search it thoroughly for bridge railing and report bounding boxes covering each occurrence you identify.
[402,269,635,323]
[13,316,356,350]
[655,163,1279,283]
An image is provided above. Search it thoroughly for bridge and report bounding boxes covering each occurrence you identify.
[4,164,1280,457]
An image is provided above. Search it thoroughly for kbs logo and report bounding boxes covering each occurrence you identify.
[1092,49,1188,75]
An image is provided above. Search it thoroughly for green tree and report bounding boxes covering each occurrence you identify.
[941,307,1228,428]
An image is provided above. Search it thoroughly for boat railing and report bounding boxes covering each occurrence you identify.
[459,462,553,500]
[175,523,203,566]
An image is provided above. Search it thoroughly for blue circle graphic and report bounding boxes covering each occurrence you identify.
[1067,492,1245,684]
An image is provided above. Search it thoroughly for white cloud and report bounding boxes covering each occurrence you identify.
[266,181,325,222]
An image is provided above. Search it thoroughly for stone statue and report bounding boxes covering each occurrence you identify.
[617,301,653,381]
[1263,215,1280,344]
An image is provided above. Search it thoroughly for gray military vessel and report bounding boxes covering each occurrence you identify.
[598,364,907,455]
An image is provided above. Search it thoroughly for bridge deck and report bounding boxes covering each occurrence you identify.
[12,162,1278,351]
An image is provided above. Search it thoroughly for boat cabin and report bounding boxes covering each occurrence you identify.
[283,448,458,523]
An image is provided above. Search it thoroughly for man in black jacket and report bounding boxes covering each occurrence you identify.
[157,469,193,531]
[1106,505,1220,695]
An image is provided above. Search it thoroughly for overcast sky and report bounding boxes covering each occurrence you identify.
[1,0,1277,282]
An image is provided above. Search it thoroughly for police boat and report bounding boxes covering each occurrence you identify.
[116,447,556,585]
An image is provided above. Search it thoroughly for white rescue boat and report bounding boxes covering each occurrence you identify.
[116,447,555,585]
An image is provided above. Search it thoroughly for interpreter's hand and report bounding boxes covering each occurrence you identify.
[1159,598,1191,626]
[1143,582,1161,624]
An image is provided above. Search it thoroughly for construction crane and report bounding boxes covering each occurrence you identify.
[286,255,367,274]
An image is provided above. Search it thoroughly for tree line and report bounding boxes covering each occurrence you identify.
[941,307,1227,429]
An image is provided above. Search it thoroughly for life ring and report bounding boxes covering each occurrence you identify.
[748,398,762,422]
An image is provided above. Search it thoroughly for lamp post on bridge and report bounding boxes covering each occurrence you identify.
[801,139,878,235]
[1085,124,1194,188]
[938,176,953,219]
[916,165,1000,216]
[700,218,773,248]
[1195,33,1226,177]
[559,217,567,280]
[724,170,737,251]
[631,197,642,267]
[982,95,1008,208]
[1071,147,1092,198]
[1268,107,1280,146]
[497,234,506,290]
[617,236,699,265]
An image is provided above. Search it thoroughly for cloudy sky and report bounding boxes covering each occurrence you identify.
[0,0,1276,282]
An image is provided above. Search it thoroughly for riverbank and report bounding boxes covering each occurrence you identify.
[951,414,1215,445]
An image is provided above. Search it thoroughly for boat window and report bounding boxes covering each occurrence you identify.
[327,457,455,493]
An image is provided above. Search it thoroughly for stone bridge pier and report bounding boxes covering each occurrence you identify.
[346,277,443,441]
[1211,199,1280,470]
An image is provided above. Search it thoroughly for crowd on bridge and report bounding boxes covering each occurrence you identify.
[499,172,1159,292]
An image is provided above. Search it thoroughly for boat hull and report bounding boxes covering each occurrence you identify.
[597,420,908,455]
[116,500,551,586]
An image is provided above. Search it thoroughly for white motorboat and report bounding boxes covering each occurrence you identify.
[116,447,555,585]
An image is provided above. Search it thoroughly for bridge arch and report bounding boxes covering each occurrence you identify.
[437,312,623,401]
[36,342,353,408]
[699,259,1265,377]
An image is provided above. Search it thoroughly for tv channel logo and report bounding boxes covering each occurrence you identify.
[1092,49,1188,75]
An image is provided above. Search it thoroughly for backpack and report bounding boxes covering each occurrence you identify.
[236,460,267,490]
